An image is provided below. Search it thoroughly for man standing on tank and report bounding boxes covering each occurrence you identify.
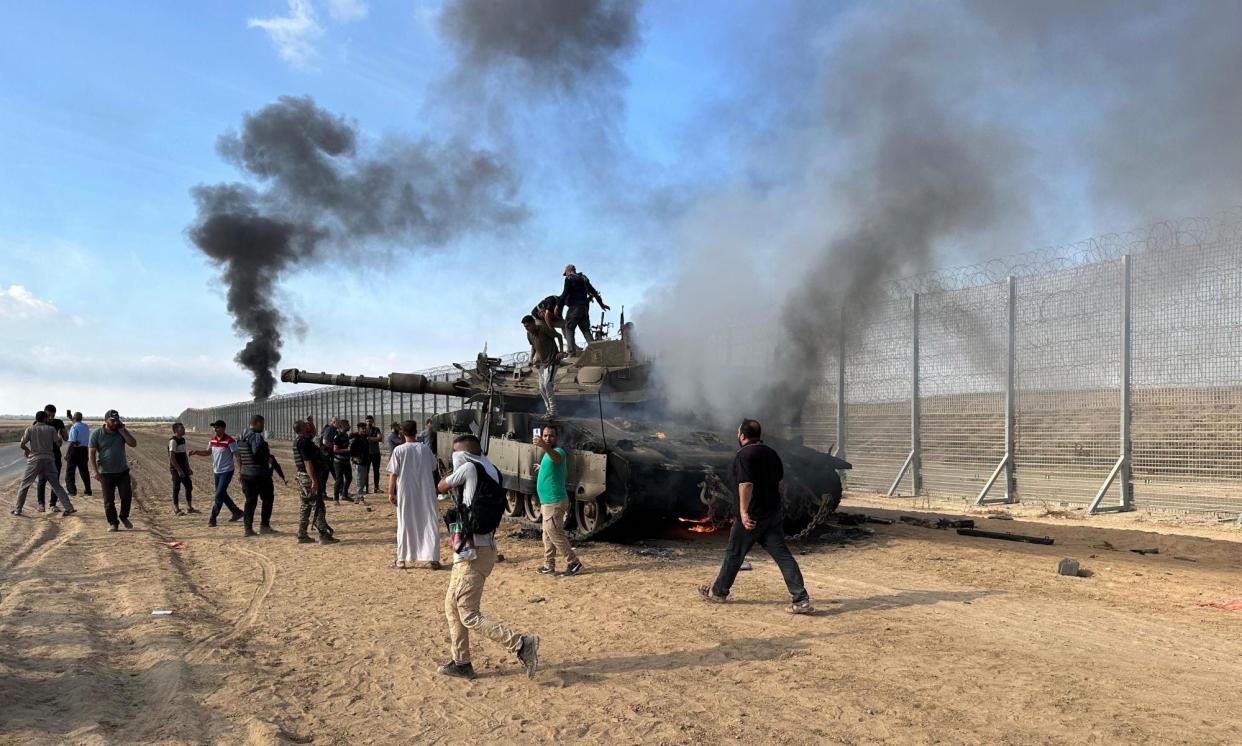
[533,424,583,576]
[523,314,566,417]
[558,264,610,356]
[699,419,813,614]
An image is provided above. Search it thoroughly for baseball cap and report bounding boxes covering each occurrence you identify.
[105,409,121,421]
[210,419,227,428]
[564,263,576,276]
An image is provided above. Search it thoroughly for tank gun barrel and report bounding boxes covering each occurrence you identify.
[280,369,474,398]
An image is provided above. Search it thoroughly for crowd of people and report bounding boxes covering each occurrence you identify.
[9,267,816,679]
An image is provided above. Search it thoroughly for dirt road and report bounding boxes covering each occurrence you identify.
[3,430,1241,745]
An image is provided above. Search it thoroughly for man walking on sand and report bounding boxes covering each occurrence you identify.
[12,411,76,517]
[533,424,583,575]
[65,411,92,498]
[89,410,137,531]
[168,422,198,515]
[35,404,68,512]
[436,434,539,680]
[237,414,277,537]
[699,419,813,614]
[387,420,440,570]
[194,420,244,528]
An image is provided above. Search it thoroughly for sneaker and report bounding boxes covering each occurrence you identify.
[565,561,585,576]
[37,504,46,513]
[120,518,134,529]
[335,499,342,506]
[175,509,186,516]
[10,508,22,516]
[244,527,257,537]
[517,635,540,679]
[61,509,77,517]
[228,513,243,523]
[436,661,478,680]
[535,565,555,575]
[187,507,200,514]
[108,524,119,532]
[319,535,340,545]
[207,521,218,528]
[259,525,276,535]
[342,496,355,503]
[297,535,315,544]
[84,491,93,497]
[51,505,62,513]
[697,585,727,604]
[788,599,814,615]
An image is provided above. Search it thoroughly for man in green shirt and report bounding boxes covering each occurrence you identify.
[89,409,138,531]
[533,424,583,576]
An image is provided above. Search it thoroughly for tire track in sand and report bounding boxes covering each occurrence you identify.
[186,545,276,664]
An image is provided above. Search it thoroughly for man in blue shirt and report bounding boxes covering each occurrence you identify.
[65,411,92,497]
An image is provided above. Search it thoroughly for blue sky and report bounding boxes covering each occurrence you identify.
[3,1,1229,416]
[0,0,786,415]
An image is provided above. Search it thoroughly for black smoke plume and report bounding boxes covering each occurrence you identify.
[439,0,641,92]
[189,96,524,399]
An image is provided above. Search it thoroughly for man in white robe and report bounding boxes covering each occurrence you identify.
[387,420,441,569]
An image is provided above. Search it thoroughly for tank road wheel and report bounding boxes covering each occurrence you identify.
[576,497,605,534]
[524,492,542,523]
[505,490,524,518]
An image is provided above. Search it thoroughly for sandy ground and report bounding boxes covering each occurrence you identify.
[3,429,1242,745]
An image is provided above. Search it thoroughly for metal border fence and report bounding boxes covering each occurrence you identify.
[182,211,1242,516]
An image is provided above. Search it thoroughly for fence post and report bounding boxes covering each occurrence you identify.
[1004,275,1017,500]
[1089,254,1135,513]
[911,292,922,494]
[835,325,847,461]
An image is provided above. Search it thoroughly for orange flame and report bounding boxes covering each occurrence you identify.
[678,516,718,533]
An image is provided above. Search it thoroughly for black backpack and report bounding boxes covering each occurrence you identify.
[456,461,507,535]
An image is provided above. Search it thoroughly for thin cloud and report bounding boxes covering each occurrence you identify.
[327,0,369,22]
[0,285,59,321]
[248,0,325,70]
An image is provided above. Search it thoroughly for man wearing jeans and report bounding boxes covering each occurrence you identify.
[699,419,813,615]
[199,420,243,528]
[89,410,137,531]
[65,412,92,497]
[533,424,583,576]
[168,422,197,515]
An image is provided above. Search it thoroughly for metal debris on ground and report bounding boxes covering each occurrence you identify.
[898,516,975,530]
[956,528,1054,545]
[529,596,545,604]
[987,514,1014,521]
[1056,558,1081,577]
[1130,547,1159,555]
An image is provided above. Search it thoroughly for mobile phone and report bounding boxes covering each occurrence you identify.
[532,427,541,440]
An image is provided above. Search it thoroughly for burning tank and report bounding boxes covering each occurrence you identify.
[280,322,850,540]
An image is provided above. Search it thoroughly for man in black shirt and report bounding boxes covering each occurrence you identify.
[558,264,610,356]
[699,419,812,614]
[333,423,353,503]
[237,415,276,537]
[168,422,197,515]
[36,404,67,511]
[294,420,337,544]
[349,422,371,503]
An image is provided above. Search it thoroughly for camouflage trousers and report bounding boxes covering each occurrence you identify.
[297,474,332,538]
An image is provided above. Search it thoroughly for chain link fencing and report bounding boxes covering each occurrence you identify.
[182,211,1242,515]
